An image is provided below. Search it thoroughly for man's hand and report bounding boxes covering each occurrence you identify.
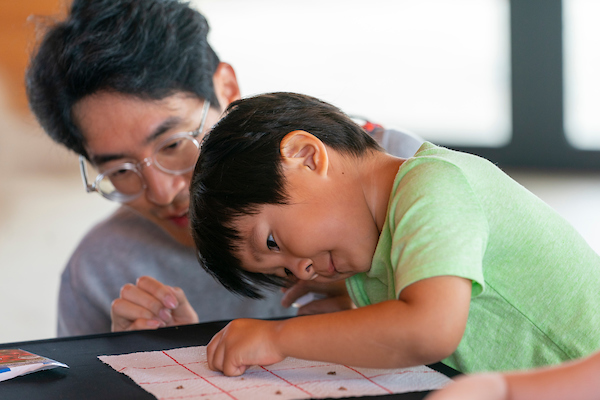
[282,279,354,315]
[207,319,285,376]
[111,276,199,332]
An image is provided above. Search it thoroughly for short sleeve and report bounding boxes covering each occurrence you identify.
[386,158,488,299]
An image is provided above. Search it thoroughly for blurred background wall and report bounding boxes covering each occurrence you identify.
[0,0,599,344]
[0,0,117,343]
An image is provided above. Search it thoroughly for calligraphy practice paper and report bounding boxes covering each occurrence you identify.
[99,346,451,400]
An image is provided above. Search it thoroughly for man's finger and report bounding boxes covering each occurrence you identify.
[119,283,166,316]
[296,296,355,316]
[281,282,311,308]
[136,276,179,309]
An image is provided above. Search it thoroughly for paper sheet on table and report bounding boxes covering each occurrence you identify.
[99,346,451,400]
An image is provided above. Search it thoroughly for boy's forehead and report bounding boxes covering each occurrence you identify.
[233,214,262,260]
[230,210,277,272]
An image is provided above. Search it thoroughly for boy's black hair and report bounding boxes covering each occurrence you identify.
[26,0,220,159]
[190,92,383,298]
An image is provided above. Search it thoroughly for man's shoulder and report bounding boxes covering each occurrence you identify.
[379,128,424,158]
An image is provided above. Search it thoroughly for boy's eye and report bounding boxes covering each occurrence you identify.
[284,268,293,277]
[266,234,280,251]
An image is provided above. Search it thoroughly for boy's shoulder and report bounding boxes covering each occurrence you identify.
[403,142,494,175]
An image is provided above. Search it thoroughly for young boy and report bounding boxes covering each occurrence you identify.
[189,92,600,377]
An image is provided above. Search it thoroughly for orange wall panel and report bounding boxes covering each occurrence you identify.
[0,0,68,114]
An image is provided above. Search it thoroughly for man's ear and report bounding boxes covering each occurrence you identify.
[280,130,328,176]
[212,62,241,111]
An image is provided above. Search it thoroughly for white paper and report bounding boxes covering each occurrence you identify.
[99,346,451,399]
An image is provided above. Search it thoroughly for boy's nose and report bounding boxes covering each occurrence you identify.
[143,167,187,206]
[292,260,317,281]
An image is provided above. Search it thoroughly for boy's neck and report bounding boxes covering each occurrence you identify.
[334,150,405,233]
[363,153,405,232]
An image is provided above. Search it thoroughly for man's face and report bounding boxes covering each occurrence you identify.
[233,161,381,282]
[72,91,224,247]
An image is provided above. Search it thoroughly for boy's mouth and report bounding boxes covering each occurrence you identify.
[324,254,339,277]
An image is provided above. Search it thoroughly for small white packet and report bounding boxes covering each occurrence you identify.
[0,349,68,382]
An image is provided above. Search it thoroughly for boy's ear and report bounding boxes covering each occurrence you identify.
[280,130,328,176]
[212,62,241,110]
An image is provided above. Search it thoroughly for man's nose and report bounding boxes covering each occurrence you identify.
[142,166,187,206]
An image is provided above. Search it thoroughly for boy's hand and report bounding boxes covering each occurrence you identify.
[111,276,199,332]
[282,280,354,315]
[207,319,285,376]
[425,373,507,400]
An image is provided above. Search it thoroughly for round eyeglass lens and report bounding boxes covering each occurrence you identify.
[155,135,200,173]
[98,164,145,197]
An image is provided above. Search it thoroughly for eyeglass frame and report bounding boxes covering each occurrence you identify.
[79,100,210,203]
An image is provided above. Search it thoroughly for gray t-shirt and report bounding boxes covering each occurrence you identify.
[57,128,423,337]
[57,207,296,336]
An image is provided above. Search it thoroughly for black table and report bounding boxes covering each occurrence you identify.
[0,321,459,399]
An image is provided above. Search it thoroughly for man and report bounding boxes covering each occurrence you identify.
[26,0,423,336]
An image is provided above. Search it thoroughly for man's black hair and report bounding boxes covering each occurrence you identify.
[189,92,383,298]
[26,0,220,158]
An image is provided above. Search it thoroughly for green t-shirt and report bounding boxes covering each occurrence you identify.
[346,142,600,373]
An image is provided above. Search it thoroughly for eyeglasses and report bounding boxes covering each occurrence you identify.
[79,100,210,203]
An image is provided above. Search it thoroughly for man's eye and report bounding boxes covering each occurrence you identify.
[161,139,183,152]
[266,234,279,251]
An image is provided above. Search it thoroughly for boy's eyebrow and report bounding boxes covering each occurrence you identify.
[248,227,263,264]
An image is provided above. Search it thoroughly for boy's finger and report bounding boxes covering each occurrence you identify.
[206,332,223,371]
[223,360,247,377]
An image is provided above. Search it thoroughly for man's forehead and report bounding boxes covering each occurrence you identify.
[74,92,204,163]
[73,91,202,130]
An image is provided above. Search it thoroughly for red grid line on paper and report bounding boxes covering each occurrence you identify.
[369,369,442,380]
[265,362,335,372]
[343,365,394,394]
[162,350,239,400]
[117,361,204,374]
[139,371,427,388]
[260,365,314,397]
[138,377,200,385]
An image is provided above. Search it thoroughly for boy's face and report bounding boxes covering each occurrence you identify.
[233,147,381,282]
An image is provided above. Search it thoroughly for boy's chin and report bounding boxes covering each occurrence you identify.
[314,274,351,283]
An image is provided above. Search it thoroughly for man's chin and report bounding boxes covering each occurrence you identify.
[156,218,195,248]
[167,228,196,248]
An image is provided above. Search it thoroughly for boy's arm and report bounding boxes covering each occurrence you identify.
[505,350,600,400]
[207,275,471,376]
[426,349,600,400]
